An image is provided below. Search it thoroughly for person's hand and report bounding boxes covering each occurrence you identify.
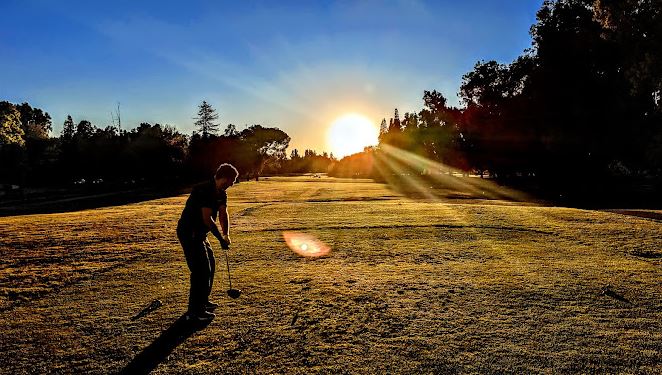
[219,234,231,250]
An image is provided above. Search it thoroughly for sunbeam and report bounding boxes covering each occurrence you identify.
[377,144,532,203]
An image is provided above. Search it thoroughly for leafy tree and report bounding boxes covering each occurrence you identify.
[1,101,60,185]
[75,120,96,139]
[237,125,290,180]
[223,124,239,138]
[452,0,662,180]
[418,90,464,168]
[593,0,662,170]
[0,102,25,147]
[328,148,374,178]
[16,102,52,140]
[0,103,26,184]
[592,0,662,101]
[401,113,418,133]
[122,123,188,179]
[459,57,538,176]
[194,101,220,138]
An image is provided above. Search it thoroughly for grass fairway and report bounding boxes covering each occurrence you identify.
[0,176,660,374]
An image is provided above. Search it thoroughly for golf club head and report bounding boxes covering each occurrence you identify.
[228,289,241,299]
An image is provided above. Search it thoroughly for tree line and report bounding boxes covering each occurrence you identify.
[0,100,295,189]
[2,1,660,196]
[330,0,662,186]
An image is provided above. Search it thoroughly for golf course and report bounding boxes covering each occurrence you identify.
[0,175,660,373]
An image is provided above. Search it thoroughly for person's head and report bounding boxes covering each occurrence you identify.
[214,163,239,190]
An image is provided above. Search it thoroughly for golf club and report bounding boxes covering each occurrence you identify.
[223,247,241,299]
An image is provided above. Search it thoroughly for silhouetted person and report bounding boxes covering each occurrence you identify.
[177,163,238,321]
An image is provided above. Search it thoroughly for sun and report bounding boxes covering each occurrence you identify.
[327,113,379,158]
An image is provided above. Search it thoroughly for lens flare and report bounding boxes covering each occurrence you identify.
[283,232,331,257]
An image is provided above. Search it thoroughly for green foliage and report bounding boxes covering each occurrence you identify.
[237,125,291,179]
[373,0,662,180]
[377,92,465,170]
[15,102,52,140]
[0,102,25,147]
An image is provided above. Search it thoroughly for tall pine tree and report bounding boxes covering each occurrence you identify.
[194,101,219,138]
[61,115,75,142]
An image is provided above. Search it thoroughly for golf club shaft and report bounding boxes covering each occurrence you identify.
[224,250,233,289]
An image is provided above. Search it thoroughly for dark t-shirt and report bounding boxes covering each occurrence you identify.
[178,179,227,236]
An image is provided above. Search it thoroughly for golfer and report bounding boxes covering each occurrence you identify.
[177,163,238,321]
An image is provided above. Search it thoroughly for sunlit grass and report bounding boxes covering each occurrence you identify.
[0,176,660,373]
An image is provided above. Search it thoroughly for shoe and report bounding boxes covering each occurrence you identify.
[186,310,216,322]
[205,301,220,310]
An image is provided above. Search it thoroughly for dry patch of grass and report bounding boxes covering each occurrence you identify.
[0,176,660,373]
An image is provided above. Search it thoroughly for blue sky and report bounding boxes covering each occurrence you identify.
[1,0,544,153]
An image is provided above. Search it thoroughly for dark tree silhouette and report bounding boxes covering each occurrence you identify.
[459,57,538,177]
[61,115,75,142]
[237,125,290,180]
[0,103,26,186]
[121,123,187,180]
[16,102,52,140]
[194,101,220,138]
[281,149,335,174]
[75,120,95,139]
[223,124,239,138]
[328,148,374,178]
[3,0,660,204]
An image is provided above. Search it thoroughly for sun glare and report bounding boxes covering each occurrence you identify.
[283,232,331,257]
[327,113,379,158]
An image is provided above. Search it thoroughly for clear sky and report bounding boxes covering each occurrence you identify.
[1,0,543,155]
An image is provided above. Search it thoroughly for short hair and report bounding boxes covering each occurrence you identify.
[215,163,239,181]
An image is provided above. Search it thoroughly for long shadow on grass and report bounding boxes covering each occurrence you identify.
[120,314,211,374]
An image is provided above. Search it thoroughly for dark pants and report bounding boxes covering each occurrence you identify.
[177,228,216,313]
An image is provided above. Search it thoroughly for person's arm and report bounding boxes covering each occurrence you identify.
[201,207,223,242]
[218,205,230,244]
